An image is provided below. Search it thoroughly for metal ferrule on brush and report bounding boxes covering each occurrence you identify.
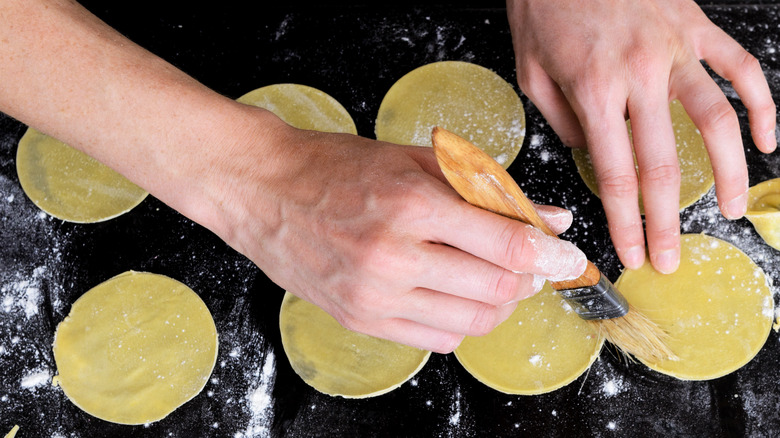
[557,273,629,320]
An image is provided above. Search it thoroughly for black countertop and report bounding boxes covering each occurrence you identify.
[1,2,780,437]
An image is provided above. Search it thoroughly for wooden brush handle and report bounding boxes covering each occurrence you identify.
[431,127,600,289]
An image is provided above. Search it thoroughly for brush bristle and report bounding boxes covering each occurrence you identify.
[588,304,678,363]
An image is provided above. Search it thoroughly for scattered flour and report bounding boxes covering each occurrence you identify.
[20,369,51,390]
[235,351,276,438]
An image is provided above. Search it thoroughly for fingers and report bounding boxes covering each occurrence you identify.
[671,59,749,220]
[414,242,546,305]
[580,108,647,270]
[628,91,681,273]
[350,317,466,354]
[434,202,587,281]
[698,27,777,154]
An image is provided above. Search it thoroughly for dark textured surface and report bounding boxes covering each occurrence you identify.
[1,2,779,437]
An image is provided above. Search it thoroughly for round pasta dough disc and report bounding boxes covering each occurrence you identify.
[16,128,148,223]
[454,283,603,395]
[615,234,773,380]
[375,61,525,168]
[279,292,431,398]
[572,99,713,212]
[53,271,219,424]
[237,83,357,134]
[745,178,780,251]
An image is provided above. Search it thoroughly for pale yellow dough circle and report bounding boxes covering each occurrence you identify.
[279,292,431,398]
[53,271,218,424]
[237,83,357,134]
[615,234,773,380]
[375,61,525,169]
[745,178,780,251]
[16,128,148,223]
[572,99,713,212]
[454,283,603,395]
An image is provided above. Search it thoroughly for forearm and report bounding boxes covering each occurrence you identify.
[0,0,275,235]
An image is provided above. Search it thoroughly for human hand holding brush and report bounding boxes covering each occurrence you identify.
[432,127,677,363]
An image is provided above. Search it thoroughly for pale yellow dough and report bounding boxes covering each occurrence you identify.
[237,83,357,134]
[745,178,780,251]
[572,99,713,212]
[279,292,431,398]
[53,271,218,424]
[615,234,773,380]
[16,128,148,223]
[375,61,525,169]
[4,425,19,438]
[454,283,603,395]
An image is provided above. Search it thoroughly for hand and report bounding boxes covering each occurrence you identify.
[206,110,587,353]
[506,0,777,273]
[0,0,587,354]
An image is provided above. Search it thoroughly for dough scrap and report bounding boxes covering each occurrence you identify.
[745,178,780,251]
[279,292,431,398]
[615,234,773,380]
[454,283,603,395]
[375,60,525,168]
[572,99,713,212]
[4,425,19,438]
[237,83,357,134]
[53,271,218,424]
[16,128,148,223]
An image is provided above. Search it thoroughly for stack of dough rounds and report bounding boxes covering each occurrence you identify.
[237,83,357,134]
[615,234,774,380]
[53,271,218,424]
[745,178,780,251]
[16,128,148,223]
[375,61,525,169]
[454,283,603,395]
[572,99,713,212]
[279,293,431,398]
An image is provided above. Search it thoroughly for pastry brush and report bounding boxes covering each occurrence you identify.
[431,126,676,363]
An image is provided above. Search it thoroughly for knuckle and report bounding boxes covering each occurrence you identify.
[735,51,763,79]
[357,234,415,279]
[336,313,364,333]
[647,223,681,243]
[607,219,644,238]
[339,289,378,322]
[698,101,739,135]
[640,162,681,188]
[485,269,521,305]
[626,46,664,83]
[467,304,500,337]
[597,170,639,200]
[495,223,533,270]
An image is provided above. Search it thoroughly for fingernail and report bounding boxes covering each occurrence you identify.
[546,240,587,282]
[652,249,680,275]
[622,245,645,270]
[724,191,747,220]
